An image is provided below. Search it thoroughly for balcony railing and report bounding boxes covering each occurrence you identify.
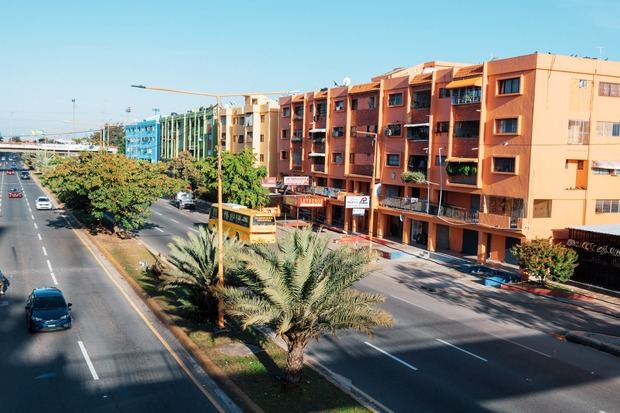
[380,196,480,223]
[478,212,523,229]
[291,136,303,142]
[448,174,477,185]
[451,87,481,105]
[301,186,347,199]
[312,164,326,173]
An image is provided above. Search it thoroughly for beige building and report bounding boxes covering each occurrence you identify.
[220,95,279,177]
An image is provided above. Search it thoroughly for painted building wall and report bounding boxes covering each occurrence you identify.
[124,118,160,163]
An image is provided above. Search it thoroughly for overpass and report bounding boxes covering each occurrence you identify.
[0,142,118,154]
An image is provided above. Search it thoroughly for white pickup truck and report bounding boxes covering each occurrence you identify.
[174,191,196,210]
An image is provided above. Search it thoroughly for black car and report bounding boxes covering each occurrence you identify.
[20,171,30,179]
[25,287,72,332]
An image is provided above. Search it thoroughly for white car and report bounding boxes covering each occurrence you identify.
[35,196,53,210]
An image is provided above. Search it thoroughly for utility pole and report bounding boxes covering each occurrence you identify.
[72,99,76,132]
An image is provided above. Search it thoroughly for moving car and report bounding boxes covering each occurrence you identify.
[20,171,30,180]
[8,188,23,198]
[25,287,72,332]
[7,169,15,175]
[35,196,52,210]
[173,191,195,209]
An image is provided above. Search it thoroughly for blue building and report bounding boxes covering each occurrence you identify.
[124,117,161,163]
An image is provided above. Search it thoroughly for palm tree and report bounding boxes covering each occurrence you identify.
[216,227,393,386]
[165,226,242,317]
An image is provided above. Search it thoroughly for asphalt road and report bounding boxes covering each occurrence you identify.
[0,155,229,413]
[139,195,620,413]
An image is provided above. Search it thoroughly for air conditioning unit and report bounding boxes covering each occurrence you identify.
[384,127,393,136]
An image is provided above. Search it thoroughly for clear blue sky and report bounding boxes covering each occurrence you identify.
[1,0,618,138]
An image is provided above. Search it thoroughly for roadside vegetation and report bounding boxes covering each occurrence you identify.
[511,238,578,286]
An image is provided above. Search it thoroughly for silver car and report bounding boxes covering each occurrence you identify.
[35,196,53,210]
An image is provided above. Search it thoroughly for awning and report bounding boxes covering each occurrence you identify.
[308,152,326,157]
[593,160,620,170]
[446,77,482,89]
[447,157,478,163]
[309,128,326,134]
[404,123,430,128]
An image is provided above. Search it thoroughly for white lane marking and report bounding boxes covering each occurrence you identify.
[31,214,35,220]
[50,272,58,286]
[46,259,53,272]
[484,331,552,358]
[153,211,163,216]
[169,218,180,224]
[155,227,165,233]
[33,223,38,230]
[436,338,488,362]
[28,207,32,212]
[77,341,100,381]
[42,246,48,256]
[188,227,199,233]
[391,295,434,313]
[364,341,418,371]
[37,233,42,241]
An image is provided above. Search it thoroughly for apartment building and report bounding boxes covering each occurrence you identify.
[160,106,217,161]
[278,53,620,264]
[219,95,280,177]
[124,116,161,163]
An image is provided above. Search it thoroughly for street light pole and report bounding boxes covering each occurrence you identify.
[355,130,379,251]
[437,147,444,216]
[131,84,294,329]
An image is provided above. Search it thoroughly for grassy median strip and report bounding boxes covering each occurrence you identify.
[95,233,369,413]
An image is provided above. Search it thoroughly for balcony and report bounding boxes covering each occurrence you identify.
[350,164,374,176]
[380,196,479,223]
[448,174,477,185]
[312,164,326,173]
[302,186,346,199]
[451,87,481,106]
[478,212,523,230]
[291,136,303,143]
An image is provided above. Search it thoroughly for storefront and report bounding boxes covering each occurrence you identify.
[567,224,620,291]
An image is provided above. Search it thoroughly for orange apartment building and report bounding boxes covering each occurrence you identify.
[277,53,620,264]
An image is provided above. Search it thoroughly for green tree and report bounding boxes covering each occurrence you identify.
[196,149,269,208]
[401,171,426,183]
[164,226,243,317]
[169,151,203,190]
[216,227,393,386]
[90,123,126,154]
[44,152,184,233]
[511,238,578,286]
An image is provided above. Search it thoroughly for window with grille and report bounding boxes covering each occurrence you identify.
[436,121,449,133]
[438,88,450,99]
[332,126,344,137]
[567,120,590,144]
[599,82,620,97]
[332,153,343,164]
[498,78,520,94]
[368,96,378,109]
[385,124,402,136]
[334,100,345,111]
[412,90,431,109]
[493,157,516,173]
[597,121,620,137]
[454,121,479,138]
[386,153,401,166]
[388,93,403,106]
[496,118,518,134]
[282,107,291,117]
[595,199,620,213]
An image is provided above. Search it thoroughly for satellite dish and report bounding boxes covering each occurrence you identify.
[342,77,351,86]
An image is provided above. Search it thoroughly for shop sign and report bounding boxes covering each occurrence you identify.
[284,176,309,186]
[345,195,370,209]
[566,239,620,258]
[261,177,276,188]
[297,196,325,208]
[352,208,366,216]
[283,195,297,206]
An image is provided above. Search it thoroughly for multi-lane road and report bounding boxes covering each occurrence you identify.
[0,154,234,413]
[137,190,620,413]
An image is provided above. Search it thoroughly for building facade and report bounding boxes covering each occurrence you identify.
[219,95,280,177]
[160,106,217,161]
[124,117,161,163]
[278,53,620,264]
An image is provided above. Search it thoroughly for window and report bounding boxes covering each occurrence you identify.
[412,90,431,109]
[259,154,265,162]
[368,96,378,109]
[496,118,518,134]
[238,135,245,143]
[280,151,288,160]
[533,199,552,218]
[260,115,265,122]
[281,129,289,139]
[332,126,344,137]
[451,86,481,105]
[439,88,450,98]
[292,129,303,140]
[385,124,402,136]
[252,98,258,105]
[568,120,590,144]
[293,106,303,119]
[593,168,620,175]
[282,107,291,117]
[386,153,401,166]
[408,155,427,172]
[332,153,343,164]
[597,121,620,137]
[238,117,245,126]
[493,157,516,173]
[435,155,446,166]
[595,199,620,213]
[578,79,588,89]
[334,100,345,111]
[436,121,449,133]
[577,160,584,170]
[315,102,326,119]
[351,99,358,110]
[406,125,429,140]
[260,134,265,142]
[498,77,520,95]
[454,121,479,138]
[599,82,620,97]
[388,93,403,106]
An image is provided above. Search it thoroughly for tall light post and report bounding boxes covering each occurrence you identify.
[437,147,444,216]
[71,99,76,133]
[355,130,379,251]
[131,84,295,329]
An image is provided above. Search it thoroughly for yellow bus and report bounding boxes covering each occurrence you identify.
[208,203,277,244]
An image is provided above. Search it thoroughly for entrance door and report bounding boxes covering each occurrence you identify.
[436,224,450,250]
[462,229,479,255]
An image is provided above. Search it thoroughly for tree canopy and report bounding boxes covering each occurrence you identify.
[511,238,578,286]
[44,152,184,232]
[90,123,126,154]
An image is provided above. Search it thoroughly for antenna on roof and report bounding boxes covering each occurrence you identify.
[597,46,604,60]
[342,77,351,86]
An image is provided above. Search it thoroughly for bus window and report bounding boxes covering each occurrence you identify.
[210,207,218,219]
[253,216,275,226]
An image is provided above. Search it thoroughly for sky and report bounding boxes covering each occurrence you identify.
[1,0,619,139]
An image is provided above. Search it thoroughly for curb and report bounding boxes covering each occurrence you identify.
[565,331,620,358]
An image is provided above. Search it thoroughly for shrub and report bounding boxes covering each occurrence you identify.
[511,238,578,286]
[401,171,426,183]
